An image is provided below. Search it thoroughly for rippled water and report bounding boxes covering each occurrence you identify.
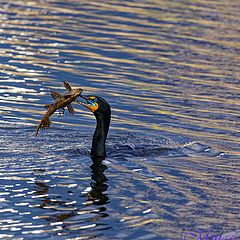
[0,0,239,239]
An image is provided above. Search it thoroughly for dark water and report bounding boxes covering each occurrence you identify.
[0,0,240,239]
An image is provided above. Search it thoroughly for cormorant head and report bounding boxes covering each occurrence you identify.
[78,95,111,159]
[78,95,111,116]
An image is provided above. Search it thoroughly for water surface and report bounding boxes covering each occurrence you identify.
[0,0,239,239]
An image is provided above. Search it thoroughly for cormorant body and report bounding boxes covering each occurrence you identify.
[79,95,111,159]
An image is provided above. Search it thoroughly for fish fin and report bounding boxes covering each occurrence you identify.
[35,117,52,137]
[67,104,74,114]
[50,91,62,100]
[63,81,72,92]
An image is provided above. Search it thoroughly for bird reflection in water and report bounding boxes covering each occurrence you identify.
[33,157,109,231]
[87,157,109,205]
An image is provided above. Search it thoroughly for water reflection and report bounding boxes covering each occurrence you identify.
[0,0,239,239]
[88,158,109,206]
[32,157,110,237]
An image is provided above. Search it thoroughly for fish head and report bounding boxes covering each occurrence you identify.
[73,88,83,98]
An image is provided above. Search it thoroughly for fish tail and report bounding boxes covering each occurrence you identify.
[35,117,52,137]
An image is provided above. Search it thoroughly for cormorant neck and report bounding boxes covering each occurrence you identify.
[91,110,111,158]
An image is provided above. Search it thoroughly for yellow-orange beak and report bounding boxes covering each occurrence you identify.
[77,95,99,113]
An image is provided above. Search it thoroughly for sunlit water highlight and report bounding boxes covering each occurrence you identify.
[0,0,239,239]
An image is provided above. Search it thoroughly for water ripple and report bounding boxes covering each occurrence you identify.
[0,0,239,239]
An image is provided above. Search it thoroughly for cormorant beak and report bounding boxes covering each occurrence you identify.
[76,95,99,113]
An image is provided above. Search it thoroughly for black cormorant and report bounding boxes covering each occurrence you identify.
[79,95,111,158]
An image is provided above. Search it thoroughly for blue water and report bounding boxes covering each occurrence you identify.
[0,0,239,239]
